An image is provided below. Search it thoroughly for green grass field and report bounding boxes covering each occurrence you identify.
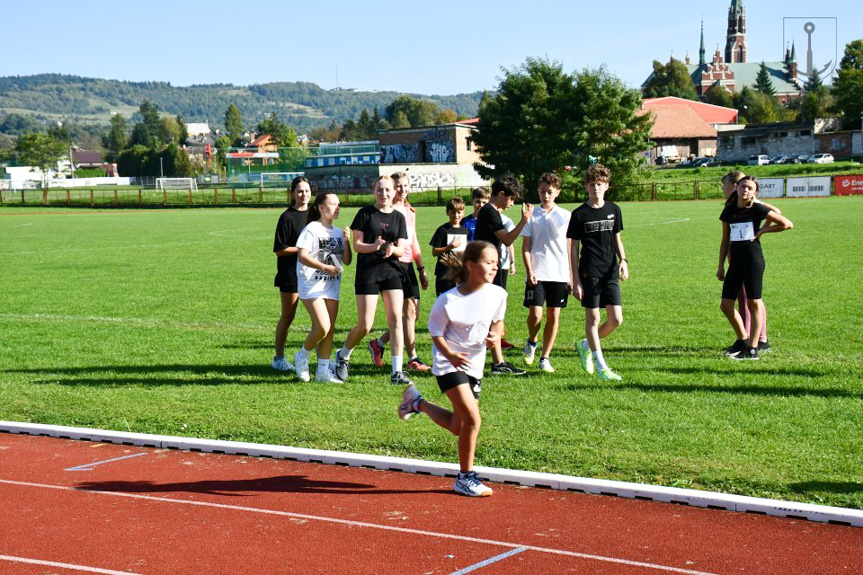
[1,198,862,509]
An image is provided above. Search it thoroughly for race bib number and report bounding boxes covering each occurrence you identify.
[730,222,755,242]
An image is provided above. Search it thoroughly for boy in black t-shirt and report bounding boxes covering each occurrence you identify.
[566,164,628,381]
[474,173,532,375]
[429,197,469,296]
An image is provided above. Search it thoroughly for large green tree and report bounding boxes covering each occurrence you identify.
[385,95,439,128]
[797,73,833,123]
[831,39,863,130]
[256,113,298,147]
[15,132,67,202]
[703,84,734,108]
[224,103,244,145]
[642,58,698,100]
[474,58,652,198]
[754,62,776,97]
[129,100,161,149]
[102,113,127,160]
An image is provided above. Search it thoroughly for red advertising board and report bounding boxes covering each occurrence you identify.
[834,174,863,196]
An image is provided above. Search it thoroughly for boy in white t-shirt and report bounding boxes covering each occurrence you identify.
[520,173,571,372]
[398,241,506,498]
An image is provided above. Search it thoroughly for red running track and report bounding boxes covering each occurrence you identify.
[0,433,859,574]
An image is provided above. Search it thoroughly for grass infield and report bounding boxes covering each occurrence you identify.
[1,197,861,509]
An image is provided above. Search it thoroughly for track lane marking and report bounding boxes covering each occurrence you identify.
[0,479,717,575]
[64,452,147,472]
[450,546,528,574]
[0,554,142,575]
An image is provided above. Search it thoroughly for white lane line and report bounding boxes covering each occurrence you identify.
[65,452,148,472]
[450,547,528,574]
[0,554,142,575]
[0,312,265,332]
[628,218,691,227]
[0,479,717,575]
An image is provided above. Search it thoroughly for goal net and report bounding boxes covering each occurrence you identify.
[260,172,304,189]
[156,178,198,192]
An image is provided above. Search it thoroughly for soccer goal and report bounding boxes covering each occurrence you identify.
[259,172,304,190]
[156,178,198,193]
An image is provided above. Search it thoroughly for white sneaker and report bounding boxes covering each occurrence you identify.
[538,357,555,373]
[293,351,310,382]
[398,383,423,420]
[272,356,294,372]
[522,340,538,365]
[453,471,493,497]
[315,368,343,383]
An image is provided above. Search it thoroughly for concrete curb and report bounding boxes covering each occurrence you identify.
[2,420,860,527]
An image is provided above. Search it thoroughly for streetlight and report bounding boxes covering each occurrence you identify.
[160,156,164,178]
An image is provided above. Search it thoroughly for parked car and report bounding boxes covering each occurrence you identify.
[692,157,720,168]
[794,155,810,164]
[808,153,835,164]
[769,155,790,164]
[747,155,770,166]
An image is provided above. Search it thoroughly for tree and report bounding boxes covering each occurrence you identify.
[831,39,863,130]
[473,58,653,199]
[15,132,67,203]
[642,58,698,100]
[102,113,127,160]
[129,100,161,149]
[256,113,298,147]
[385,95,439,127]
[798,73,833,122]
[224,103,244,145]
[158,115,181,145]
[735,87,785,124]
[703,84,734,108]
[754,62,776,97]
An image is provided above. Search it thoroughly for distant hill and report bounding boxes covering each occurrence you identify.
[0,74,484,134]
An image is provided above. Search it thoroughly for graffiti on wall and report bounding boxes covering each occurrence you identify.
[427,142,454,163]
[382,144,421,164]
[408,171,455,190]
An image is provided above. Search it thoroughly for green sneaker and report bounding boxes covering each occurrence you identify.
[577,339,595,374]
[597,367,622,381]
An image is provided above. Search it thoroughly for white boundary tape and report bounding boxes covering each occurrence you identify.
[2,420,860,527]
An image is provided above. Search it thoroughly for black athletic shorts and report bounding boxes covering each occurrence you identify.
[355,274,403,295]
[398,262,421,300]
[722,258,765,300]
[436,371,481,399]
[580,274,621,309]
[275,272,298,294]
[523,281,569,308]
[435,277,457,296]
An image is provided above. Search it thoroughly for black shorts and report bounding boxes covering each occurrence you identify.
[435,277,457,296]
[722,259,765,300]
[275,271,298,294]
[355,274,403,295]
[399,262,421,300]
[493,267,508,290]
[436,371,481,399]
[580,274,621,309]
[523,281,569,308]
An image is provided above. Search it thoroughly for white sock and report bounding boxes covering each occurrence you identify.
[392,355,403,374]
[316,359,330,375]
[593,349,608,371]
[581,339,590,351]
[297,347,311,359]
[340,346,353,359]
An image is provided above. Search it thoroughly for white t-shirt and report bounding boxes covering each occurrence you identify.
[519,204,571,282]
[499,214,515,268]
[428,283,508,379]
[295,221,347,301]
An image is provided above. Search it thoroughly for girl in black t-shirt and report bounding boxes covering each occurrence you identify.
[717,176,793,360]
[272,176,311,372]
[334,175,411,384]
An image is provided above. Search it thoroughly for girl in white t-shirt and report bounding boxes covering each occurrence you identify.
[397,241,506,498]
[292,192,352,383]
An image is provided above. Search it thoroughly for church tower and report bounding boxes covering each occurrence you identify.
[724,0,747,63]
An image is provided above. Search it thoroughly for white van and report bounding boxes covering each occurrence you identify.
[747,155,770,166]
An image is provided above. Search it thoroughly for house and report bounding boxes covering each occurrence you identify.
[717,122,817,163]
[70,148,104,170]
[639,97,738,161]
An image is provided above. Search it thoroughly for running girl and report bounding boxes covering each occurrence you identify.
[717,176,793,360]
[292,192,352,382]
[334,175,411,384]
[398,241,507,497]
[272,176,311,372]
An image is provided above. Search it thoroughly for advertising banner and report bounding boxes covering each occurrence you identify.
[833,174,863,196]
[758,178,785,198]
[786,177,831,197]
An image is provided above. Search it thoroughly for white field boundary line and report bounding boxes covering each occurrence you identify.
[0,478,716,575]
[0,313,266,332]
[64,452,148,472]
[0,554,142,575]
[2,421,861,528]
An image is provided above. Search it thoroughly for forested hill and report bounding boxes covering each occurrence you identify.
[0,74,483,133]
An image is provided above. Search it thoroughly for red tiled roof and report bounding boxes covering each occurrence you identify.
[642,97,738,124]
[639,97,738,139]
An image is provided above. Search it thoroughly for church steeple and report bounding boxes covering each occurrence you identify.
[699,20,706,67]
[725,0,747,63]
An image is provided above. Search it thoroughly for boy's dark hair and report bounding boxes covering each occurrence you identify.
[471,186,491,201]
[538,172,561,189]
[584,164,611,184]
[446,197,466,212]
[491,173,523,199]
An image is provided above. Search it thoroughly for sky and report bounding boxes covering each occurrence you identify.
[2,0,858,95]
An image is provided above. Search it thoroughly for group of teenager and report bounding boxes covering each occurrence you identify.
[269,164,793,497]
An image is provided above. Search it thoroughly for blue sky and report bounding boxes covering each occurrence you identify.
[3,0,857,94]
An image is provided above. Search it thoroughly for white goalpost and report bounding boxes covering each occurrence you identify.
[156,178,198,193]
[259,172,303,190]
